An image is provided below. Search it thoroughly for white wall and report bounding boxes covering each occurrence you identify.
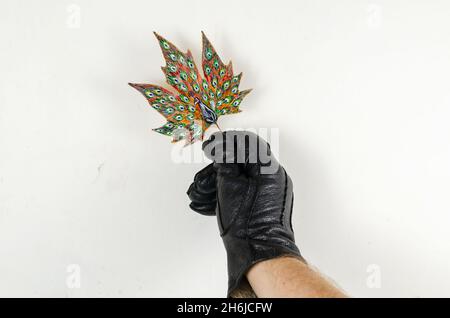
[1,0,450,297]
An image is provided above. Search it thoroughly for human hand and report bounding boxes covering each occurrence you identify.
[187,131,302,297]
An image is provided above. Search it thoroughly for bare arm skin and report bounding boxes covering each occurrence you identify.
[247,256,347,298]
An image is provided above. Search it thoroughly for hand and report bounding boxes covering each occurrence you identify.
[187,131,302,297]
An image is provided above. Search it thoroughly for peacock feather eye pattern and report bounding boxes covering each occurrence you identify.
[129,32,252,144]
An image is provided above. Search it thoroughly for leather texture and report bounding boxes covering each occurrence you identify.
[187,131,301,297]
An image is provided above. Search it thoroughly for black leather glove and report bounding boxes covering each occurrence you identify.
[187,131,302,297]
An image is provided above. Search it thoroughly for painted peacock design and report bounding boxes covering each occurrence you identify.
[129,32,251,144]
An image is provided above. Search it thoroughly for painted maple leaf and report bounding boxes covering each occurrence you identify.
[129,32,251,144]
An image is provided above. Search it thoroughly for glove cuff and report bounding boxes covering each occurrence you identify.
[224,236,302,297]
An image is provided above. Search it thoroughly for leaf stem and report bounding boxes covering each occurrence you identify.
[215,122,222,132]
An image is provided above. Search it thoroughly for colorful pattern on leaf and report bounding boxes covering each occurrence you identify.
[129,32,251,144]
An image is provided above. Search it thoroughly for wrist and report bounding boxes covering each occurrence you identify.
[223,233,302,297]
[246,256,346,298]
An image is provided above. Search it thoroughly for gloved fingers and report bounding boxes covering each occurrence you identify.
[203,131,277,177]
[193,163,216,193]
[187,163,217,215]
[189,202,216,216]
[203,131,253,163]
[187,182,217,204]
[213,162,242,177]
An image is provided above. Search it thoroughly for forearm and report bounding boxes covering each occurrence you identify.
[246,256,347,298]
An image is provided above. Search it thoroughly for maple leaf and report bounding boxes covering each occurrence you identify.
[129,32,251,144]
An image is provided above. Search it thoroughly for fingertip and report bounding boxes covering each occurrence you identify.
[189,202,216,216]
[202,135,220,161]
[202,131,223,151]
[193,163,216,182]
[186,182,194,196]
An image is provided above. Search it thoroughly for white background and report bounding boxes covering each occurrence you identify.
[1,0,450,297]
